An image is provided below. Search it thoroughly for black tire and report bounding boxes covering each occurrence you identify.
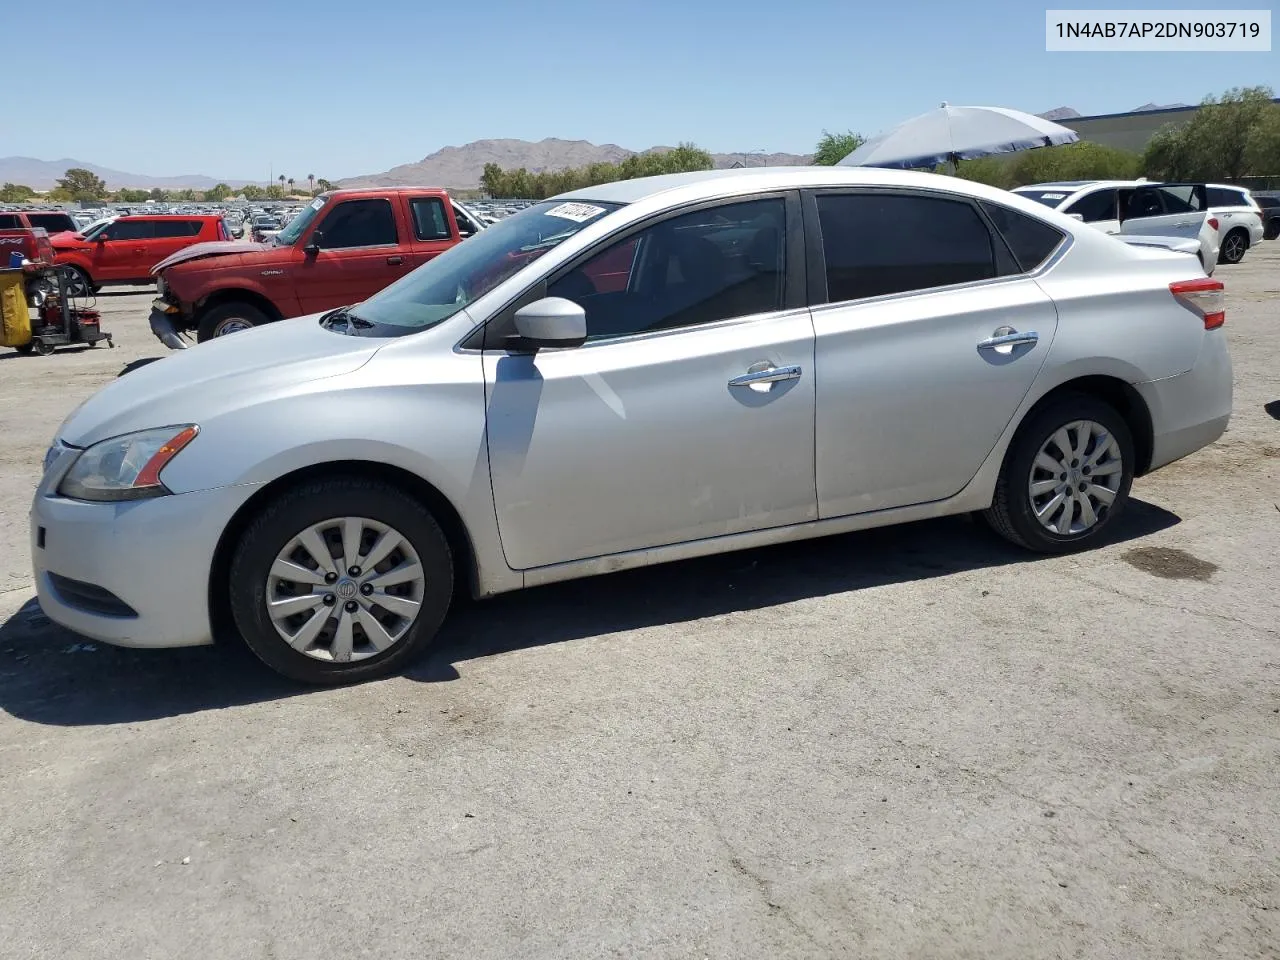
[197,301,270,342]
[982,393,1135,553]
[62,266,93,299]
[14,342,34,355]
[228,477,454,684]
[33,339,55,357]
[1218,228,1248,265]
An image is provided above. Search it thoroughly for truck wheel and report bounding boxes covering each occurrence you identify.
[197,302,270,341]
[228,476,454,684]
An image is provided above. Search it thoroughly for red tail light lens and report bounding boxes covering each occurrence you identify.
[1208,217,1219,231]
[1170,277,1225,329]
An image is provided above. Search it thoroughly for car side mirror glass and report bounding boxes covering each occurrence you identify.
[511,297,587,351]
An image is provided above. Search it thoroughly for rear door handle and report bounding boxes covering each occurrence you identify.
[977,330,1039,353]
[728,363,802,392]
[386,255,404,265]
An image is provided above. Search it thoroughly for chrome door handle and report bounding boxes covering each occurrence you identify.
[977,330,1039,351]
[728,363,802,391]
[386,255,404,265]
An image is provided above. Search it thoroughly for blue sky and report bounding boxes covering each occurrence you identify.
[4,0,1276,181]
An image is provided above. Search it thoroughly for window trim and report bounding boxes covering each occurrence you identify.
[801,186,1032,308]
[314,197,400,251]
[974,199,1069,275]
[465,190,807,351]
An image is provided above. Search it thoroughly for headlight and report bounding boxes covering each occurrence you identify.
[57,425,199,502]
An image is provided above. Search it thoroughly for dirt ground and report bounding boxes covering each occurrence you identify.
[0,246,1277,960]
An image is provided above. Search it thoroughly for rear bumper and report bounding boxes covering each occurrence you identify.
[1137,331,1232,473]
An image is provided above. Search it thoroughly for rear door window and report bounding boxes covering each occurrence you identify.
[106,220,156,240]
[28,213,75,232]
[318,199,398,248]
[152,220,203,238]
[410,198,451,241]
[1063,189,1118,223]
[814,192,997,302]
[979,202,1066,273]
[1152,185,1205,214]
[0,214,21,229]
[1206,187,1248,207]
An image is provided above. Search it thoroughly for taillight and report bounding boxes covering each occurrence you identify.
[1208,217,1219,231]
[1170,277,1225,329]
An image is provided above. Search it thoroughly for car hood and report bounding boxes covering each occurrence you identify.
[58,314,382,447]
[153,240,274,274]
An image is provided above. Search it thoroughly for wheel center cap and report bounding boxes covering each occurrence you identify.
[335,579,357,601]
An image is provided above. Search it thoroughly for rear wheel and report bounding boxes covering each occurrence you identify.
[228,477,454,684]
[197,301,270,341]
[1218,228,1248,264]
[982,394,1134,553]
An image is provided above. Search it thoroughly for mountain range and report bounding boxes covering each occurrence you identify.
[335,139,814,190]
[0,101,1200,193]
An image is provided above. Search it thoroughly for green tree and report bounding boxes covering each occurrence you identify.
[242,184,266,200]
[287,177,295,194]
[204,183,231,202]
[315,178,334,193]
[482,142,713,199]
[1142,86,1278,181]
[0,182,35,202]
[278,174,286,193]
[307,173,315,195]
[954,141,1140,189]
[114,188,151,203]
[813,130,865,166]
[149,187,167,201]
[57,167,108,200]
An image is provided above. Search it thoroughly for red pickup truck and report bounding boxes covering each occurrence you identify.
[0,227,55,265]
[52,214,228,297]
[150,187,483,344]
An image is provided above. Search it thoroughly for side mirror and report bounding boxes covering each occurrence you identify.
[1066,213,1085,222]
[304,230,322,255]
[510,297,587,351]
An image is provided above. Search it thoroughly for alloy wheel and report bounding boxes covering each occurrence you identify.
[1027,420,1123,536]
[1222,233,1245,263]
[265,516,426,663]
[213,317,253,336]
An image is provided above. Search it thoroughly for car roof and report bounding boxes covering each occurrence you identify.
[324,186,450,198]
[116,213,222,221]
[559,165,1043,206]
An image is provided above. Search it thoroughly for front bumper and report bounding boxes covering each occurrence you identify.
[31,481,260,649]
[149,302,189,350]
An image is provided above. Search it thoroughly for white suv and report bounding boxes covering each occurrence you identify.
[1206,184,1265,264]
[1014,180,1219,275]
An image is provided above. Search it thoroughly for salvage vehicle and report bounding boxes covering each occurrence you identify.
[1013,181,1219,274]
[1205,184,1266,263]
[51,215,229,297]
[34,167,1232,683]
[149,187,484,344]
[0,210,79,236]
[1253,195,1280,240]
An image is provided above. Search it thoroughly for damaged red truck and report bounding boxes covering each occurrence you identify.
[149,187,485,347]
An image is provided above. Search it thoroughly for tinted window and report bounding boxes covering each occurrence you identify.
[318,199,397,248]
[815,193,995,302]
[1064,189,1117,223]
[1207,187,1247,207]
[453,206,479,236]
[1255,196,1279,208]
[410,198,450,241]
[548,198,786,341]
[28,213,76,233]
[1151,185,1204,214]
[105,220,155,240]
[152,220,203,238]
[980,202,1066,273]
[0,214,20,229]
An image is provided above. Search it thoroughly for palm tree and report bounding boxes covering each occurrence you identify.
[307,173,315,195]
[277,174,285,197]
[287,177,295,195]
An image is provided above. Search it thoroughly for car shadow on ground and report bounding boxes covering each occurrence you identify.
[0,500,1180,727]
[1265,400,1280,421]
[117,357,164,376]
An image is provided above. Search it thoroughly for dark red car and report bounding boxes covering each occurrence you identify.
[51,214,228,296]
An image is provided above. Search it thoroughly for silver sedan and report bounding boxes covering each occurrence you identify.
[31,167,1232,683]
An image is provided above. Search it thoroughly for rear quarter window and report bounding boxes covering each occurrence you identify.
[980,202,1066,273]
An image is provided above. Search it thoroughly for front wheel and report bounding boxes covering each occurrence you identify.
[62,266,93,299]
[982,394,1134,552]
[197,301,270,342]
[228,477,454,684]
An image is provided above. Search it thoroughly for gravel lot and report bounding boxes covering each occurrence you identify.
[1,248,1278,960]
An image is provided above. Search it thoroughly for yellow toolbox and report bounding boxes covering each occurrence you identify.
[0,268,32,350]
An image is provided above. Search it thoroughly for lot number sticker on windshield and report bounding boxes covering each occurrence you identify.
[1040,193,1067,200]
[545,202,606,223]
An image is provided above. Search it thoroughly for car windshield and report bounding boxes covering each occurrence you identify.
[1013,189,1074,209]
[350,199,622,335]
[273,197,326,245]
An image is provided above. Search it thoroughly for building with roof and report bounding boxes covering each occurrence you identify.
[1059,99,1280,153]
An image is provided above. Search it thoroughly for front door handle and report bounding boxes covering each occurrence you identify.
[386,255,404,265]
[728,362,802,393]
[978,329,1039,354]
